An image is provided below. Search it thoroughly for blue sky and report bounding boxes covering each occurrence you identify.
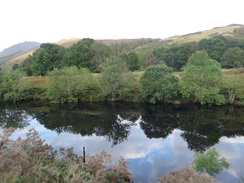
[0,0,243,51]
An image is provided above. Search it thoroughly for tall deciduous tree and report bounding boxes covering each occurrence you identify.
[140,65,179,104]
[20,43,65,76]
[31,48,52,76]
[180,50,226,105]
[61,38,94,69]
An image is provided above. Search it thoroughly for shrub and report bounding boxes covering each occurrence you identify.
[47,66,94,103]
[157,167,217,183]
[0,126,131,183]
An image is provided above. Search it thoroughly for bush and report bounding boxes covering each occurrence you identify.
[47,66,94,103]
[0,70,31,102]
[140,65,179,104]
[0,126,132,183]
[157,167,217,183]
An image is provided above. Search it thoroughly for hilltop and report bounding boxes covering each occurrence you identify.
[0,24,244,70]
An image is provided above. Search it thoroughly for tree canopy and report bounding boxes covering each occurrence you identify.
[180,50,226,105]
[140,65,179,103]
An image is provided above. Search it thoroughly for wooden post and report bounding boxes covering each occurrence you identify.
[83,146,86,163]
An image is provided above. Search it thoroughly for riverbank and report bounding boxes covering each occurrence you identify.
[22,68,244,105]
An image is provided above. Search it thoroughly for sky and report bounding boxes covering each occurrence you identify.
[0,0,244,52]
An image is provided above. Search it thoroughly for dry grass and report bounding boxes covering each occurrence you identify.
[54,38,82,48]
[157,167,218,183]
[163,25,244,44]
[0,127,132,183]
[223,67,244,76]
[25,76,48,88]
[2,49,36,70]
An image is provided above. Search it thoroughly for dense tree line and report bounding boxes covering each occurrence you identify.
[3,35,244,104]
[151,35,244,70]
[3,50,244,105]
[15,35,244,77]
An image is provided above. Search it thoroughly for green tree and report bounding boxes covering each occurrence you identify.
[19,55,33,76]
[47,66,94,103]
[61,38,94,69]
[222,76,244,103]
[192,148,230,177]
[152,42,198,70]
[126,51,140,71]
[220,47,244,68]
[39,43,66,69]
[99,62,136,101]
[31,48,52,76]
[0,70,31,102]
[119,51,140,71]
[180,50,226,105]
[140,65,179,104]
[90,42,112,72]
[21,43,65,76]
[12,63,19,70]
[198,35,227,61]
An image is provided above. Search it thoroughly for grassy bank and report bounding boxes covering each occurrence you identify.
[23,68,244,105]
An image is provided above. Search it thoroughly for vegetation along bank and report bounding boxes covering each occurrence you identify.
[0,26,244,105]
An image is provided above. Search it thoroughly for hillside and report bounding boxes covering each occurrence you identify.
[1,24,244,70]
[0,42,41,67]
[163,24,244,44]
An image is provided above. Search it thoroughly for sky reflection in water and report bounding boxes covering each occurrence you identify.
[10,119,244,183]
[3,103,244,183]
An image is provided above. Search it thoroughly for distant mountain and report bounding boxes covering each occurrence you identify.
[0,41,41,58]
[0,41,41,67]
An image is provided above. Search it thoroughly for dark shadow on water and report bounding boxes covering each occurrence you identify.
[1,102,244,151]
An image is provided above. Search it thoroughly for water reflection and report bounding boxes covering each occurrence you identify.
[1,102,244,151]
[1,102,244,182]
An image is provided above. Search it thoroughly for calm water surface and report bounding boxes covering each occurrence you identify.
[1,102,244,183]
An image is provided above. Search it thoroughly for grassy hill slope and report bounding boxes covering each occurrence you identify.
[1,24,244,70]
[164,24,244,44]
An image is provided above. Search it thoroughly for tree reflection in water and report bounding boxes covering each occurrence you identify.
[1,102,244,151]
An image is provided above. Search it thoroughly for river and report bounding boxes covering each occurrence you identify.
[1,102,244,182]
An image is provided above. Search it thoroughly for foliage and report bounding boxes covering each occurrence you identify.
[220,47,244,68]
[18,55,33,76]
[140,65,179,103]
[180,50,226,105]
[23,43,66,76]
[157,167,216,183]
[90,41,112,72]
[119,51,140,71]
[0,70,31,102]
[192,148,230,177]
[0,127,131,183]
[61,38,94,69]
[198,35,227,61]
[47,66,94,103]
[162,42,199,70]
[222,75,244,103]
[110,38,156,56]
[99,61,137,101]
[12,63,19,70]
